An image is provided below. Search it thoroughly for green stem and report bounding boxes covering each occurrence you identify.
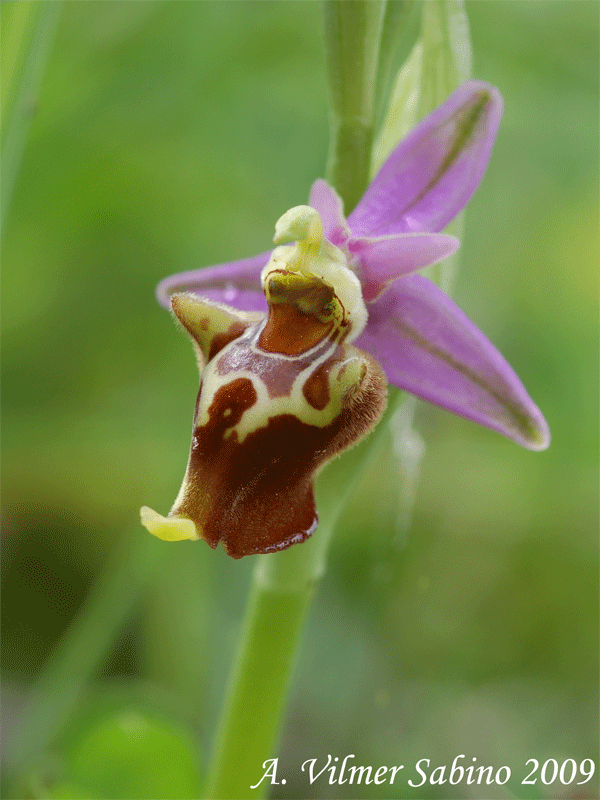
[203,579,313,799]
[203,391,403,799]
[204,6,404,797]
[5,529,165,780]
[323,0,386,212]
[206,3,475,796]
[1,0,62,236]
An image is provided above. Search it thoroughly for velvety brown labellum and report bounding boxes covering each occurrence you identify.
[176,351,385,558]
[145,271,387,558]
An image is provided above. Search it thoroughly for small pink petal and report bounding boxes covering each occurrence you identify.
[308,179,351,246]
[349,233,459,301]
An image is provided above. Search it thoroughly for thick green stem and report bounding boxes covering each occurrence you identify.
[203,582,313,799]
[206,4,474,797]
[202,540,328,798]
[204,6,399,797]
[203,392,403,799]
[323,0,386,212]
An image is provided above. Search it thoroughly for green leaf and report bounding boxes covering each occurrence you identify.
[419,0,472,292]
[418,0,472,119]
[371,38,423,176]
[61,708,202,800]
[371,0,473,186]
[0,0,62,234]
[48,781,102,800]
[373,0,420,126]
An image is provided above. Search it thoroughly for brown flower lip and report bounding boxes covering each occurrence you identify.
[141,266,387,558]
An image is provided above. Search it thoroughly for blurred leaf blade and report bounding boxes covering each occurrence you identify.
[1,0,62,234]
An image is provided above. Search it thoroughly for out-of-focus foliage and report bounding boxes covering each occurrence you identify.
[50,706,202,800]
[2,2,598,799]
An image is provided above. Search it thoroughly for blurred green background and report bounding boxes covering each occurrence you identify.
[2,2,598,799]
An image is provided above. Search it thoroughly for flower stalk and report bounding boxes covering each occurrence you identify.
[163,3,548,797]
[205,6,391,794]
[323,0,386,212]
[204,391,403,800]
[204,582,313,799]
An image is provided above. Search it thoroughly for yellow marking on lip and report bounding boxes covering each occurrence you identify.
[171,293,263,366]
[140,506,200,541]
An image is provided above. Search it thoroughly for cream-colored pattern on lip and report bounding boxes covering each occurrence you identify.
[193,320,366,445]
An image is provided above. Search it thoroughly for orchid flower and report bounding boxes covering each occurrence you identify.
[141,81,549,558]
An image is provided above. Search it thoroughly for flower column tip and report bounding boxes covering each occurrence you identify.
[273,205,323,246]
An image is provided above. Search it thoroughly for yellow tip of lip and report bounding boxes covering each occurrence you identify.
[140,506,199,542]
